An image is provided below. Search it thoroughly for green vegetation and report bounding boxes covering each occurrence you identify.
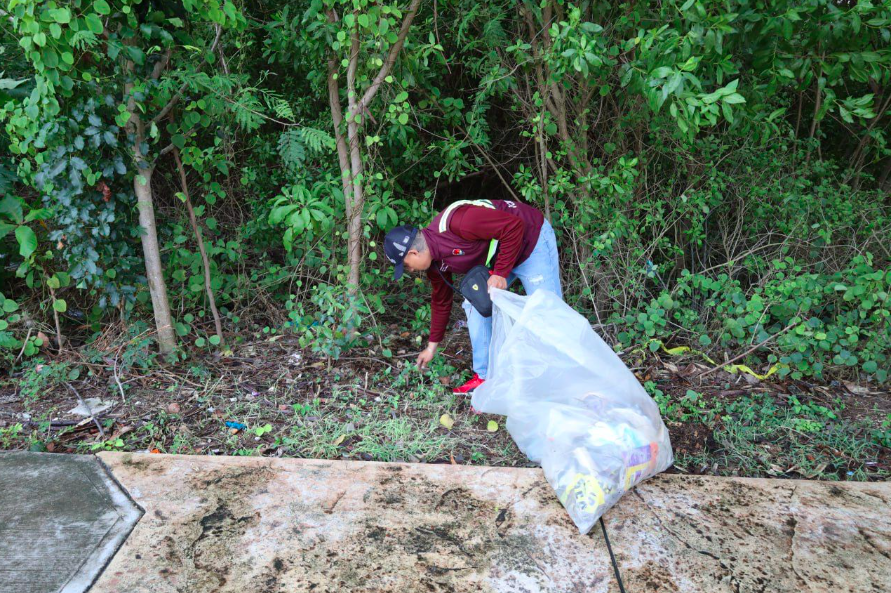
[0,0,889,478]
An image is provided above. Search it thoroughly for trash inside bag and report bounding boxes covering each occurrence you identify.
[472,289,673,534]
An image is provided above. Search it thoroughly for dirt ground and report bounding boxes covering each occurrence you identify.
[1,328,889,482]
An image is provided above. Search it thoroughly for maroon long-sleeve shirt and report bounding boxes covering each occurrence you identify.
[423,201,543,342]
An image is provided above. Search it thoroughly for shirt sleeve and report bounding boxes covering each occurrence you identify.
[449,205,525,278]
[427,266,454,343]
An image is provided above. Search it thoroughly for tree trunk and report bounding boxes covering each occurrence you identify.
[124,53,176,354]
[327,11,354,227]
[133,164,176,353]
[345,26,364,293]
[325,0,421,294]
[805,59,823,168]
[173,148,224,346]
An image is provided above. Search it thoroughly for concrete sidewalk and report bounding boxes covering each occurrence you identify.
[0,452,142,593]
[1,451,889,592]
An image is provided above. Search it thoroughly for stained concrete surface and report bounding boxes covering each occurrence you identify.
[0,452,143,593]
[90,452,890,593]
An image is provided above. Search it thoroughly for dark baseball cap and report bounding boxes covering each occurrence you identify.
[384,225,419,280]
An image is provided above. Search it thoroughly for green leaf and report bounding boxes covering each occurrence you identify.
[52,7,72,23]
[16,226,37,258]
[2,299,17,313]
[487,420,499,432]
[722,93,746,104]
[863,361,878,374]
[194,337,206,347]
[439,414,454,429]
[85,14,104,34]
[358,13,369,28]
[209,335,221,345]
[46,276,60,290]
[0,196,23,224]
[53,299,67,313]
[44,49,59,68]
[94,0,111,15]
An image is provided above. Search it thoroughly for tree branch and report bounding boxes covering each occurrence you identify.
[357,0,421,113]
[151,27,223,125]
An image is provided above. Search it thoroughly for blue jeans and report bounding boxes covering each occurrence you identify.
[462,220,562,379]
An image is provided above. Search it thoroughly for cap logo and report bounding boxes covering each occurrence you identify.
[472,284,478,291]
[402,235,409,244]
[392,240,407,253]
[452,249,464,256]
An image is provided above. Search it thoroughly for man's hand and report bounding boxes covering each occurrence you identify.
[416,342,438,369]
[487,274,507,291]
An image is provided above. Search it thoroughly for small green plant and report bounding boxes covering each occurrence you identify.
[90,438,125,451]
[873,414,891,449]
[254,423,273,437]
[0,423,24,448]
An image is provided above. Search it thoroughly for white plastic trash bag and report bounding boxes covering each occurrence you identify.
[471,289,673,534]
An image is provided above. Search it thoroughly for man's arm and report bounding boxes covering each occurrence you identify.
[418,266,454,368]
[450,206,525,279]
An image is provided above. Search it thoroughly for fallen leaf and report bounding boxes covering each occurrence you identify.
[439,414,455,429]
[843,381,870,395]
[333,434,346,446]
[767,464,784,476]
[400,331,411,338]
[229,428,240,435]
[37,331,50,347]
[804,462,828,478]
[112,425,134,440]
[150,448,161,454]
[449,453,457,465]
[167,402,181,414]
[278,404,290,411]
[438,376,451,387]
[487,420,499,432]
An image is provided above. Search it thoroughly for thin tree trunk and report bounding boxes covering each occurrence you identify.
[132,164,176,353]
[537,110,551,223]
[329,0,422,294]
[172,148,224,346]
[345,25,364,292]
[326,10,354,224]
[794,90,803,138]
[48,285,63,352]
[124,51,176,354]
[805,60,823,168]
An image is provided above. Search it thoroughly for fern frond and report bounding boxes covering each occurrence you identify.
[231,91,264,132]
[300,127,335,153]
[278,129,306,173]
[71,30,99,50]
